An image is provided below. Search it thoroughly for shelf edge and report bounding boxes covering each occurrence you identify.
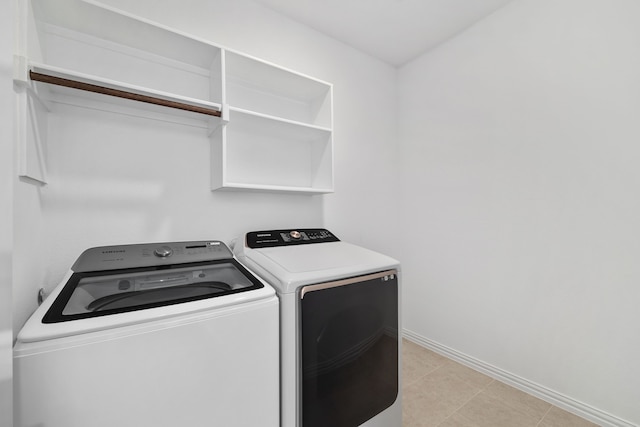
[228,106,332,132]
[213,182,333,195]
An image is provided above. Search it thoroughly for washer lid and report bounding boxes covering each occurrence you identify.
[43,261,259,323]
[16,241,275,343]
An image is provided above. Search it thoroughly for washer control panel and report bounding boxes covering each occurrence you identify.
[71,241,232,272]
[246,228,340,249]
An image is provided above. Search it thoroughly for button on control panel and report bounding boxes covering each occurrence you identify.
[247,229,340,249]
[154,246,173,257]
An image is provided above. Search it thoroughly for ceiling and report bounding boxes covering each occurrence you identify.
[252,0,514,67]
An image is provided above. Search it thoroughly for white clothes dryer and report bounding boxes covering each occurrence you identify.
[14,240,279,427]
[234,228,401,427]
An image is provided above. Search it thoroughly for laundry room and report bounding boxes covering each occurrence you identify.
[2,0,640,426]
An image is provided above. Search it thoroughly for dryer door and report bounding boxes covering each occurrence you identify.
[300,270,398,427]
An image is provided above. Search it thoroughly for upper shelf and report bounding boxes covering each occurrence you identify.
[225,51,332,128]
[23,0,333,129]
[18,0,334,194]
[31,0,218,70]
[22,0,224,121]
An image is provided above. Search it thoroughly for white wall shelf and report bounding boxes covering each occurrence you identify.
[224,51,332,128]
[212,108,333,194]
[16,0,333,194]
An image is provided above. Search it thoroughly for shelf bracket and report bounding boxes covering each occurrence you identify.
[208,104,229,136]
[14,56,52,111]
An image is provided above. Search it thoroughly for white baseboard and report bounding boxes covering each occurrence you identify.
[402,329,637,427]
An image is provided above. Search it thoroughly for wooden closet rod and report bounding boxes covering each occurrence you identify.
[30,71,222,117]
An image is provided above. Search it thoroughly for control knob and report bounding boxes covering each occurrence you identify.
[154,246,173,257]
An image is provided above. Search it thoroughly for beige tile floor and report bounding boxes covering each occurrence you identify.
[402,338,601,427]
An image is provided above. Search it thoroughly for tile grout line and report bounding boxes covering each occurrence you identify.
[436,353,557,426]
[403,340,604,427]
[449,411,483,427]
[435,377,496,426]
[402,344,450,389]
[403,334,616,427]
[535,405,554,427]
[481,379,555,423]
[436,390,482,427]
[402,362,446,389]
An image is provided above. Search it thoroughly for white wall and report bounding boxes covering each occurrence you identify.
[91,0,401,258]
[398,0,640,424]
[12,0,398,336]
[1,0,15,424]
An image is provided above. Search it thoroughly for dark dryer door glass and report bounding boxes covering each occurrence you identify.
[300,270,398,427]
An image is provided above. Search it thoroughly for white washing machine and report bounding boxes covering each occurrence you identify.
[234,228,401,427]
[14,240,279,427]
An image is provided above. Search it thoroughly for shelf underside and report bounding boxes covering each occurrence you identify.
[215,183,333,195]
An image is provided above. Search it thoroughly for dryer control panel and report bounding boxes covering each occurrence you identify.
[246,229,339,249]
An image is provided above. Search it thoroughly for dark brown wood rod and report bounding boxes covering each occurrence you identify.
[29,70,222,117]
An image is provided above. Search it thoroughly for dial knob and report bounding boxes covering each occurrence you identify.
[290,230,301,239]
[154,246,173,257]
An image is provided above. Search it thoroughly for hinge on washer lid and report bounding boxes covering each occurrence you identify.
[37,288,46,305]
